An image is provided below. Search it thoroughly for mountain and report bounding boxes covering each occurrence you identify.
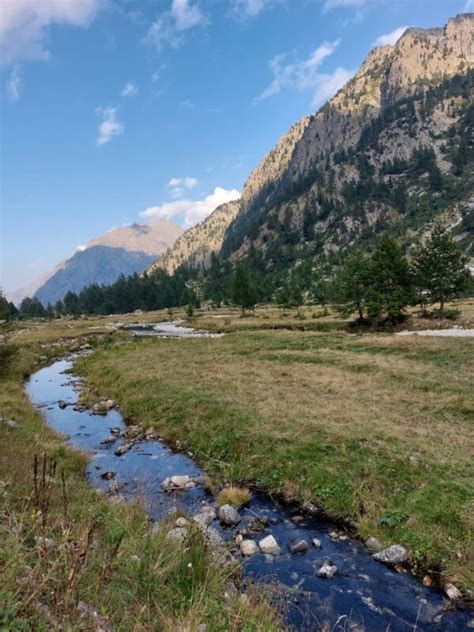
[218,13,473,274]
[149,201,241,275]
[34,220,182,305]
[154,15,472,285]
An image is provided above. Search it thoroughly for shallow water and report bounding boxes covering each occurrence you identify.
[124,319,224,338]
[26,354,470,631]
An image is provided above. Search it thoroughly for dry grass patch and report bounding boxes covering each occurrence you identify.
[217,486,252,508]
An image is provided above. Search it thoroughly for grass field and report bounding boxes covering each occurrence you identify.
[75,303,474,589]
[0,327,280,631]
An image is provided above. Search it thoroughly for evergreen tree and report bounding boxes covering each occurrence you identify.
[0,290,12,320]
[19,297,46,319]
[411,222,470,313]
[366,236,414,322]
[333,249,371,321]
[275,286,290,313]
[231,263,257,315]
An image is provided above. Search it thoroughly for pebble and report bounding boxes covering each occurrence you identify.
[365,536,384,552]
[444,583,462,600]
[289,539,309,554]
[6,420,18,429]
[312,538,322,549]
[175,517,189,528]
[317,561,338,578]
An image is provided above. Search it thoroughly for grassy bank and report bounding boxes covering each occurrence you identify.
[78,322,473,590]
[0,330,281,630]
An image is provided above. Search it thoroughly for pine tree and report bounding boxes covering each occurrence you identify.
[366,236,414,322]
[333,249,371,321]
[231,263,257,315]
[411,222,470,313]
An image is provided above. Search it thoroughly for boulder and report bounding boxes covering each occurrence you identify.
[218,504,241,527]
[240,540,259,557]
[5,420,18,429]
[317,561,338,578]
[259,535,280,555]
[162,475,195,491]
[373,545,408,565]
[289,539,309,554]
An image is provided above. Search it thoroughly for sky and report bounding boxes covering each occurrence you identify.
[1,0,471,296]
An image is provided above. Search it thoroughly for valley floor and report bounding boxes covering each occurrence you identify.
[1,301,473,629]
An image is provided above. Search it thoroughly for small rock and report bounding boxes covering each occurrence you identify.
[35,536,55,549]
[193,506,216,528]
[291,515,304,523]
[328,530,339,540]
[444,583,462,600]
[6,420,18,429]
[101,436,117,446]
[259,535,280,555]
[289,539,309,554]
[162,475,195,491]
[240,540,259,556]
[166,528,188,543]
[58,401,68,409]
[175,517,189,528]
[373,545,408,565]
[100,471,115,480]
[365,536,384,552]
[339,534,348,541]
[202,526,224,548]
[130,555,141,563]
[218,504,241,527]
[235,534,243,545]
[114,442,133,456]
[422,575,433,587]
[312,538,322,549]
[317,561,338,578]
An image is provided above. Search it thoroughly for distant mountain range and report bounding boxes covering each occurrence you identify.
[150,14,473,281]
[31,220,182,306]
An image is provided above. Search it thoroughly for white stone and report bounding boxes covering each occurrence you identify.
[259,535,280,555]
[240,540,259,556]
[317,561,338,578]
[444,583,462,600]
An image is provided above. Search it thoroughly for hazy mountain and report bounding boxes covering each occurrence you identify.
[33,220,182,305]
[148,201,241,275]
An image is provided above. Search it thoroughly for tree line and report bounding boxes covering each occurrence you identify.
[5,222,471,324]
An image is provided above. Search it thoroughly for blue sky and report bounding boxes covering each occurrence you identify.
[1,0,471,295]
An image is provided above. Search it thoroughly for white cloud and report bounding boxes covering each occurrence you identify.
[96,107,124,146]
[323,0,369,11]
[140,187,240,228]
[171,0,205,31]
[311,66,354,106]
[232,0,278,17]
[256,40,353,106]
[121,81,137,97]
[373,26,409,47]
[0,0,101,66]
[6,68,21,101]
[146,0,207,49]
[169,176,198,197]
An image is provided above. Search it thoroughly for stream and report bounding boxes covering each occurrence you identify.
[26,323,471,631]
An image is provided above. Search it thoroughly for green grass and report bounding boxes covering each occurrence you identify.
[0,333,281,631]
[77,327,474,589]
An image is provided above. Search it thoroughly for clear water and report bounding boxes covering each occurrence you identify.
[26,357,471,631]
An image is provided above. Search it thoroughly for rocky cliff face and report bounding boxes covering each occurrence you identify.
[34,220,182,305]
[220,14,474,265]
[149,201,240,275]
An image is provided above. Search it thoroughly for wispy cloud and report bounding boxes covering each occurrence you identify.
[6,68,21,101]
[232,0,277,18]
[0,0,101,66]
[373,26,409,47]
[169,176,198,197]
[146,0,207,49]
[121,81,137,97]
[140,187,240,228]
[256,40,353,106]
[96,107,124,146]
[322,0,370,11]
